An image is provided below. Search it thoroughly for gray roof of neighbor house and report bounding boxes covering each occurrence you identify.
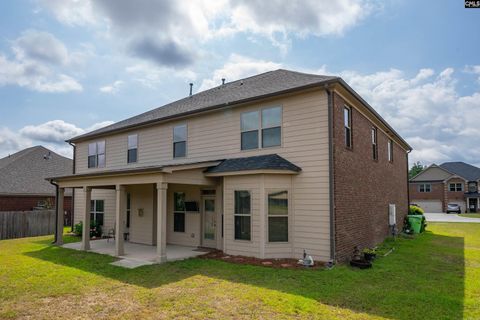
[68,69,411,150]
[0,146,73,196]
[440,162,480,181]
[206,154,301,174]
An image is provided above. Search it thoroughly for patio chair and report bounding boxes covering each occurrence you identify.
[106,224,115,242]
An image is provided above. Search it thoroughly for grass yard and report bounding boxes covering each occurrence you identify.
[459,214,480,219]
[0,224,479,320]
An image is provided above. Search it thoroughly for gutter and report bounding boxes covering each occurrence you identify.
[49,179,59,244]
[326,87,336,263]
[407,150,411,209]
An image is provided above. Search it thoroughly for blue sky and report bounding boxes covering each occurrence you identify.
[0,0,479,166]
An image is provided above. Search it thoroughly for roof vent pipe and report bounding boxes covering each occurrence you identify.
[189,83,193,96]
[222,78,225,85]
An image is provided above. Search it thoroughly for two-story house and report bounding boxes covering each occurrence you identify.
[409,162,480,213]
[49,69,411,263]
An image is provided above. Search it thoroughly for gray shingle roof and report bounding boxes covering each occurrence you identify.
[0,146,73,195]
[70,69,339,142]
[440,162,480,181]
[205,154,301,174]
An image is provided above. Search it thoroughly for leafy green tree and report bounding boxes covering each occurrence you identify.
[409,161,425,179]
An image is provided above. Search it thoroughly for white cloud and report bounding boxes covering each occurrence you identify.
[336,67,480,167]
[0,30,83,93]
[199,54,282,91]
[126,62,197,88]
[0,120,114,158]
[99,80,124,94]
[40,0,377,63]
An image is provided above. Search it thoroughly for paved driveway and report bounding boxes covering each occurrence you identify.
[424,213,480,223]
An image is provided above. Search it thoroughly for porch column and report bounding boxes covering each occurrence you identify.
[156,182,168,263]
[55,188,65,245]
[115,185,126,256]
[216,181,223,250]
[81,187,91,250]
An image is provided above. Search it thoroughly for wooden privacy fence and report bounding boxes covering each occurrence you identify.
[0,210,55,240]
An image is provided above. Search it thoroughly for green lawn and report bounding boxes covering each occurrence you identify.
[459,214,480,219]
[0,224,479,319]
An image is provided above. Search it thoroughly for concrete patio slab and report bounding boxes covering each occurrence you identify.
[63,239,210,268]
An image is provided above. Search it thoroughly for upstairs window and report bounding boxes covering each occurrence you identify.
[241,111,259,150]
[419,183,431,192]
[241,106,282,150]
[262,107,282,148]
[388,139,393,162]
[173,125,187,158]
[372,127,378,160]
[127,134,138,163]
[88,141,105,168]
[449,183,463,192]
[344,106,352,148]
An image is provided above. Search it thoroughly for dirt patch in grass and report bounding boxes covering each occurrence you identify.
[199,250,326,270]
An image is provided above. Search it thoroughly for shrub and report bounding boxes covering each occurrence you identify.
[73,221,102,238]
[409,205,424,215]
[74,222,83,236]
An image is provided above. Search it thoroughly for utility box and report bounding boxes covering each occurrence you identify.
[389,204,396,226]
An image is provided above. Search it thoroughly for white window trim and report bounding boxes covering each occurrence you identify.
[372,127,378,160]
[88,141,106,169]
[419,183,432,192]
[449,183,463,192]
[266,189,290,244]
[173,124,187,158]
[127,134,138,164]
[90,199,105,225]
[173,192,186,233]
[388,139,393,162]
[233,190,252,242]
[240,106,283,151]
[344,105,352,148]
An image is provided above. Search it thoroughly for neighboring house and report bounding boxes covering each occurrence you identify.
[49,69,411,263]
[0,146,73,221]
[409,161,480,213]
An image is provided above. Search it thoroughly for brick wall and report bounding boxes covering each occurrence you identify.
[332,92,409,262]
[409,182,445,200]
[0,195,72,225]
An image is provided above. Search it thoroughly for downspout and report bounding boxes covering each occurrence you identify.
[406,150,412,208]
[326,86,336,263]
[49,179,59,244]
[68,142,76,231]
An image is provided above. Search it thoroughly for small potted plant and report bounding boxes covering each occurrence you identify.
[350,246,372,269]
[363,248,377,261]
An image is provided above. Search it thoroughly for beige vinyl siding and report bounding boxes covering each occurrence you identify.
[224,175,261,257]
[166,184,201,247]
[73,188,116,235]
[75,89,331,261]
[411,166,452,181]
[128,184,154,245]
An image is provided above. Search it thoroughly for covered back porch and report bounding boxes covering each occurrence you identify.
[52,162,224,264]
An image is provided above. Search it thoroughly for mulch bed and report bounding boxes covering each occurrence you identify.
[199,250,324,270]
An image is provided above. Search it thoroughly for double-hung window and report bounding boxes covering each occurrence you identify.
[268,190,288,242]
[173,192,185,232]
[344,106,352,148]
[241,111,260,150]
[449,183,463,192]
[127,134,138,163]
[173,125,187,158]
[88,141,105,168]
[90,200,104,226]
[234,191,251,240]
[241,106,282,150]
[388,139,393,162]
[262,107,282,147]
[419,184,431,192]
[372,127,378,160]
